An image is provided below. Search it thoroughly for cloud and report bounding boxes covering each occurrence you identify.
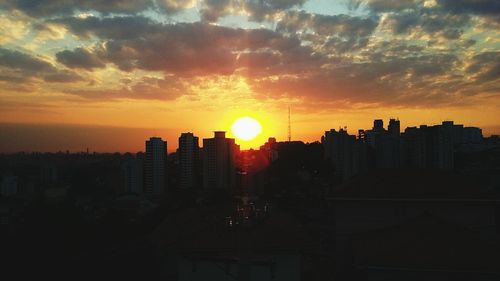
[382,8,470,39]
[0,47,54,72]
[56,48,106,70]
[0,0,153,17]
[51,16,161,40]
[46,12,499,107]
[437,0,500,15]
[1,0,498,109]
[243,0,306,21]
[42,72,85,83]
[199,0,306,22]
[200,0,234,22]
[65,75,188,100]
[278,11,377,37]
[0,47,83,83]
[0,10,30,44]
[277,11,378,52]
[53,18,311,76]
[249,52,478,107]
[466,51,500,83]
[157,0,196,14]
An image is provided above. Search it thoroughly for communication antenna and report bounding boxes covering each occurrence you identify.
[288,106,291,142]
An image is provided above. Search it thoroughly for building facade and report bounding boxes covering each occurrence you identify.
[178,132,200,189]
[202,131,238,191]
[323,128,361,180]
[144,137,167,196]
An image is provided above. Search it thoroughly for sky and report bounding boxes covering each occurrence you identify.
[0,0,499,152]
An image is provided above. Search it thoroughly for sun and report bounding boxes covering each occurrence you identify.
[231,117,262,141]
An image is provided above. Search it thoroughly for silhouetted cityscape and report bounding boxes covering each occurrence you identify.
[1,119,499,280]
[1,0,499,279]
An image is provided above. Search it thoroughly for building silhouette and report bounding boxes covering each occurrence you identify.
[388,118,400,138]
[260,137,279,162]
[144,137,167,196]
[359,119,401,169]
[202,131,238,191]
[178,132,199,189]
[121,155,143,194]
[323,128,362,180]
[401,121,458,170]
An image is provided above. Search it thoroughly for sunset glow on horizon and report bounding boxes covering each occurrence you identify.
[0,0,499,152]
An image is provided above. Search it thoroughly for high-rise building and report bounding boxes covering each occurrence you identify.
[388,118,400,137]
[260,137,279,162]
[463,127,483,144]
[361,119,400,169]
[323,128,361,180]
[373,119,384,131]
[401,126,427,168]
[400,122,454,170]
[144,137,167,196]
[178,132,200,189]
[434,122,454,170]
[202,131,238,191]
[121,155,143,194]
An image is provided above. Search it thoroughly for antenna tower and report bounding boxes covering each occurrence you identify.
[288,106,291,142]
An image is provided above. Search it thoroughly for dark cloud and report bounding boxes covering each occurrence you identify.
[466,51,500,83]
[353,0,500,17]
[51,16,162,40]
[65,75,188,100]
[243,0,306,21]
[236,51,281,70]
[0,0,153,17]
[53,19,310,76]
[1,0,497,108]
[48,14,497,106]
[351,0,499,41]
[199,0,306,22]
[349,0,422,13]
[382,8,470,39]
[42,72,84,83]
[278,11,377,37]
[2,0,305,20]
[156,0,196,14]
[250,52,468,107]
[437,0,500,15]
[0,47,83,83]
[56,48,106,70]
[277,11,378,53]
[0,47,54,72]
[200,0,233,22]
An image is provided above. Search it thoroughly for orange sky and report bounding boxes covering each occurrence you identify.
[0,0,499,152]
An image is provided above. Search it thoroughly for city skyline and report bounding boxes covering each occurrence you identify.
[0,117,489,153]
[1,1,499,152]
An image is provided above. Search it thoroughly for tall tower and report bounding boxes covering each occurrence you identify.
[144,137,167,196]
[388,118,401,137]
[202,131,238,191]
[178,132,199,189]
[288,106,291,142]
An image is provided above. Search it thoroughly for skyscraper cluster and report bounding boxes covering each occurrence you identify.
[123,119,484,196]
[123,132,239,198]
[323,119,483,181]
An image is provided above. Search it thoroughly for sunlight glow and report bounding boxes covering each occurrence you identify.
[231,117,262,141]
